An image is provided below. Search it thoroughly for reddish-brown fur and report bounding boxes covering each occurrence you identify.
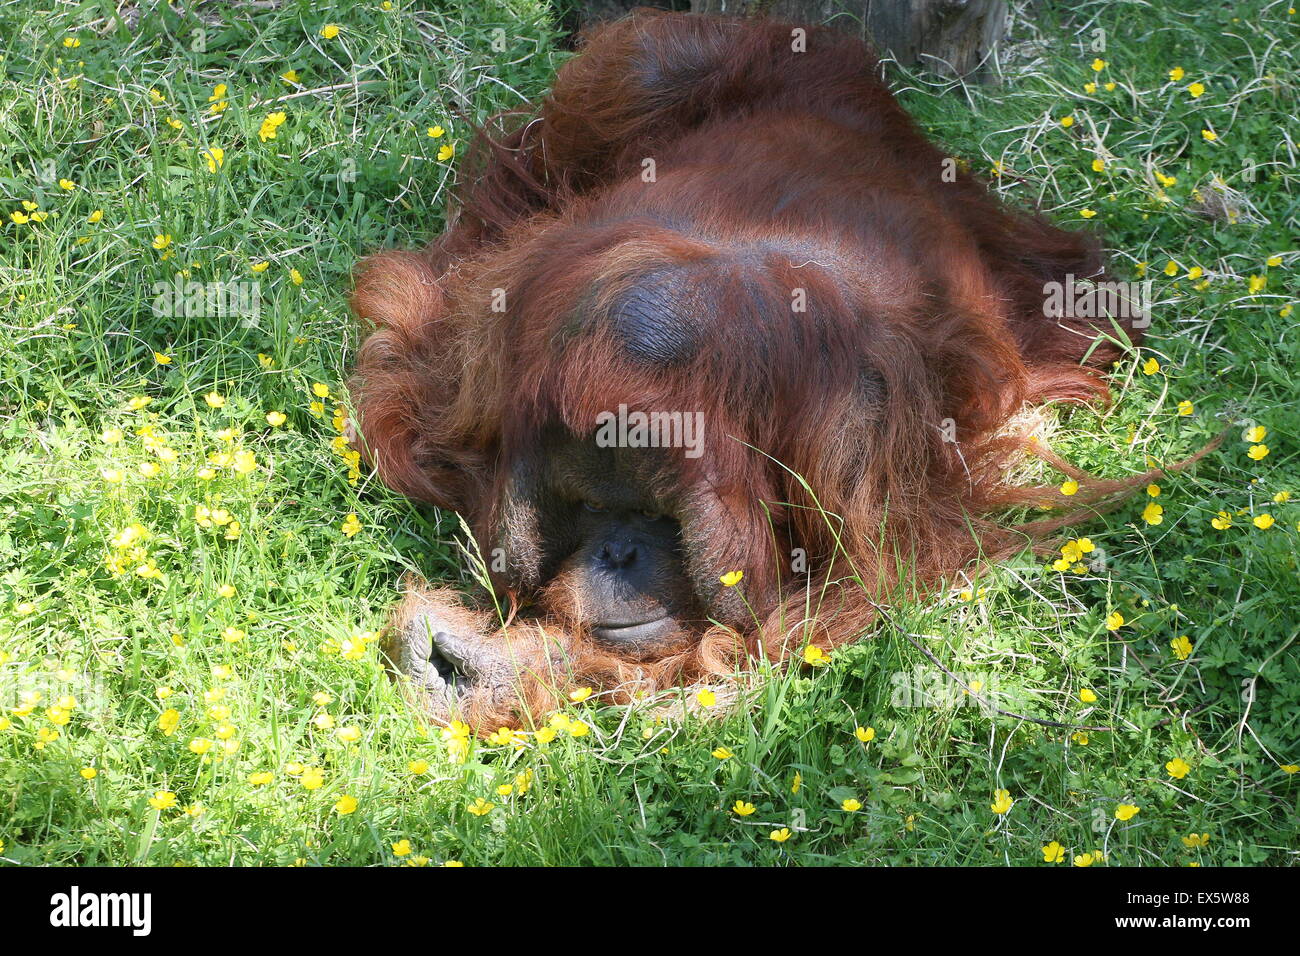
[351,12,1211,730]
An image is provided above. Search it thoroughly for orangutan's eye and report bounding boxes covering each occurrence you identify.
[582,500,606,513]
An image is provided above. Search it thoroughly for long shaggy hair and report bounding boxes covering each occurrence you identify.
[350,12,1217,729]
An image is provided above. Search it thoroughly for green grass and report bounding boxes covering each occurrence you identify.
[0,0,1296,866]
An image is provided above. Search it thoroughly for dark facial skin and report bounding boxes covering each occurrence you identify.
[569,498,688,645]
[493,429,700,653]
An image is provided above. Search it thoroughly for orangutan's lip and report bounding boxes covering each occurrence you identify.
[591,615,673,644]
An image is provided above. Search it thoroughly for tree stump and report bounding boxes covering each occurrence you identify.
[688,0,1008,77]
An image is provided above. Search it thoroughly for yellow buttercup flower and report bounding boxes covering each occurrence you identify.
[1171,635,1193,660]
[158,708,180,736]
[732,800,756,816]
[770,828,792,843]
[1166,757,1191,779]
[1115,803,1141,821]
[202,147,225,172]
[1042,841,1066,863]
[300,767,325,790]
[802,644,828,666]
[258,111,287,142]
